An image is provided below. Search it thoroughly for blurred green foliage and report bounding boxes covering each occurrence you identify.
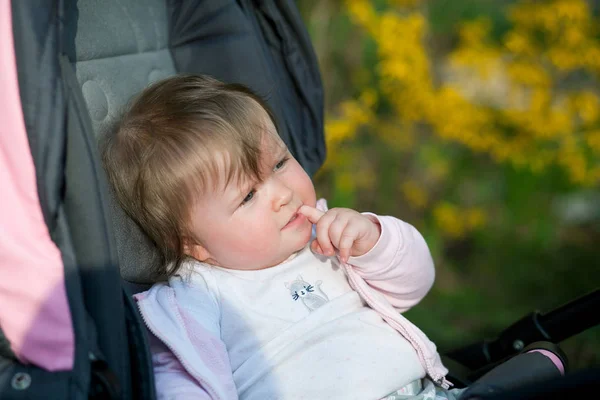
[300,0,600,369]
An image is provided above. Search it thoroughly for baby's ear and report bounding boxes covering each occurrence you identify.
[183,238,212,262]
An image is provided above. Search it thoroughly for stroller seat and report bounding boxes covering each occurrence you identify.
[2,0,324,398]
[73,0,326,285]
[75,0,176,286]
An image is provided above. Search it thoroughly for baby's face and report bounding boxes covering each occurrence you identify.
[186,133,316,271]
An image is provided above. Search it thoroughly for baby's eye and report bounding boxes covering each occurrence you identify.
[241,189,255,205]
[273,157,289,171]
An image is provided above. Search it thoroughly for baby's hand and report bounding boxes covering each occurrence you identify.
[298,205,381,263]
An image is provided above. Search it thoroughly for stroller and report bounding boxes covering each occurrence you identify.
[0,0,598,398]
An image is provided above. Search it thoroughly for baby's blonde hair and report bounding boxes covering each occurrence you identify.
[101,74,279,280]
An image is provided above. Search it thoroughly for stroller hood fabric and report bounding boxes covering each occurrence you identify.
[1,0,324,398]
[0,0,74,372]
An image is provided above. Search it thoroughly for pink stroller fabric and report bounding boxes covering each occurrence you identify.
[0,0,74,371]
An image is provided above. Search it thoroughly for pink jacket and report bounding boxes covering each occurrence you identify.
[135,199,450,399]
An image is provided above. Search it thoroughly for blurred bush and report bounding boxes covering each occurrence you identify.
[300,0,600,369]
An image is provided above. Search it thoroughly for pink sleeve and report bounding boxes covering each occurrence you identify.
[0,0,74,370]
[136,283,238,400]
[149,333,214,400]
[346,214,435,313]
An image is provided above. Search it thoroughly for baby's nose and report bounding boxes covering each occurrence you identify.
[272,181,293,210]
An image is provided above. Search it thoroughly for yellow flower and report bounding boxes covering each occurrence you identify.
[506,61,550,87]
[375,120,415,152]
[450,19,501,78]
[336,171,356,194]
[554,0,589,22]
[325,119,355,148]
[402,181,429,209]
[333,0,600,196]
[345,0,379,35]
[585,130,600,154]
[389,0,422,8]
[466,209,487,230]
[433,202,465,239]
[504,30,536,56]
[355,169,376,190]
[570,92,600,125]
[433,202,488,239]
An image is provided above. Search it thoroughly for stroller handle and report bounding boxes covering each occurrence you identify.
[447,288,600,370]
[539,288,600,342]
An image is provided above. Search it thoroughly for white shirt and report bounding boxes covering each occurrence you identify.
[189,246,426,400]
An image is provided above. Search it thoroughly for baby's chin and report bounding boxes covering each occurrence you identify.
[214,233,313,271]
[261,238,312,269]
[295,228,313,251]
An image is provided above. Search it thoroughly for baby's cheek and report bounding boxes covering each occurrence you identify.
[232,232,279,263]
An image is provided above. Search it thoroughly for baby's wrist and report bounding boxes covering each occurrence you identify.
[366,215,381,246]
[353,215,381,257]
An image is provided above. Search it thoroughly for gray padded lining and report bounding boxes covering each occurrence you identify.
[75,0,176,283]
[75,0,168,62]
[75,0,176,140]
[77,51,175,138]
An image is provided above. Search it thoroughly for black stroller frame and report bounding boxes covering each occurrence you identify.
[445,289,600,385]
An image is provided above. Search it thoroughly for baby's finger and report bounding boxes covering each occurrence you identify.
[311,240,324,255]
[315,212,336,256]
[337,225,358,263]
[327,216,349,251]
[298,205,325,224]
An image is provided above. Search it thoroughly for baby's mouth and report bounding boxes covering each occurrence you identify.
[283,212,300,229]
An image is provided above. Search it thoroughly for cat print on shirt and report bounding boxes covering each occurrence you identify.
[285,275,329,312]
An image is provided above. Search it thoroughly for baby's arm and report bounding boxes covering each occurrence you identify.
[300,204,434,313]
[345,214,435,313]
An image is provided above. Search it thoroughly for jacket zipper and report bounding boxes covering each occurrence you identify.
[344,264,452,390]
[136,296,227,399]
